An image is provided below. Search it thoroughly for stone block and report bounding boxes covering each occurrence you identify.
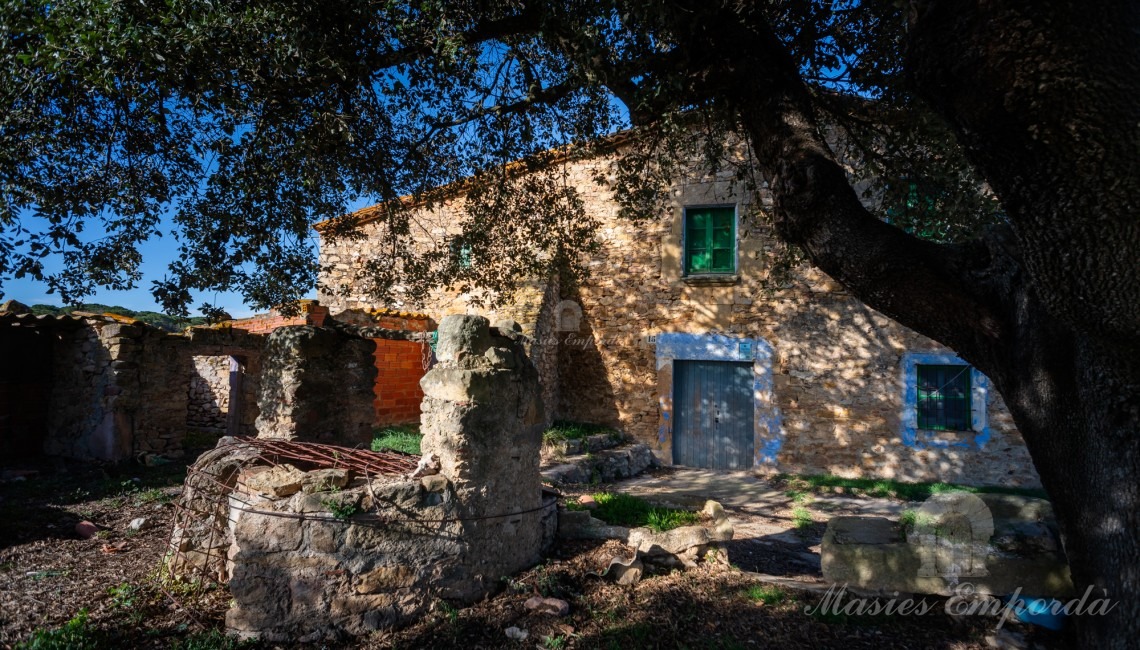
[245,464,307,497]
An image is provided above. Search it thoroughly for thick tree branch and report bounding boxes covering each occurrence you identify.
[664,3,1017,370]
[907,0,1140,340]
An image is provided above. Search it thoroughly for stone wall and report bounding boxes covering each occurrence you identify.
[187,356,232,431]
[134,326,263,454]
[316,153,1040,488]
[0,309,265,461]
[253,326,376,446]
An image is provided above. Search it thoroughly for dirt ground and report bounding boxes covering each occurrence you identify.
[0,457,1074,649]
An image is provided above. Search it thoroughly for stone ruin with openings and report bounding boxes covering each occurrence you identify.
[166,315,558,641]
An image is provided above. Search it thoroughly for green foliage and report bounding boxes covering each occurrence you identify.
[320,495,361,520]
[743,584,786,605]
[371,426,422,455]
[589,492,700,533]
[107,582,138,610]
[775,473,1048,502]
[17,609,103,650]
[0,1,1002,316]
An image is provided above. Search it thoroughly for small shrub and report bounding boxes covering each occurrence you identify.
[17,609,102,650]
[743,584,786,605]
[371,426,422,455]
[321,497,360,520]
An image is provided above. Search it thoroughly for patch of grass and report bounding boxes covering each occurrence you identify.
[542,420,619,444]
[133,487,173,505]
[774,473,1048,501]
[743,584,786,605]
[792,506,814,533]
[17,609,103,650]
[170,629,252,650]
[107,583,139,610]
[371,425,422,455]
[589,492,701,533]
[645,508,701,532]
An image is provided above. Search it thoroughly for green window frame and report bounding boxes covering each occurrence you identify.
[684,206,736,275]
[916,364,971,431]
[449,240,473,269]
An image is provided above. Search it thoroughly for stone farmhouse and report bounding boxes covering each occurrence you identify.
[317,144,1041,488]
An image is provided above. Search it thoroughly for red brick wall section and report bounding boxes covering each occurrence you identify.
[373,339,430,426]
[227,301,329,335]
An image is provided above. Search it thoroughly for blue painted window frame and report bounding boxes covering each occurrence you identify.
[901,352,991,449]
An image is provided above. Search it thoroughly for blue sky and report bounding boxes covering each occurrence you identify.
[1,197,376,317]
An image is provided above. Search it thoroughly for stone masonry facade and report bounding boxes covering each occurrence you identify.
[318,152,1040,488]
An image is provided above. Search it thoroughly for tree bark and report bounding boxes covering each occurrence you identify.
[658,2,1140,645]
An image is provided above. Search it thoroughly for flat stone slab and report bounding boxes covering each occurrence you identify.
[540,443,653,485]
[821,493,1073,598]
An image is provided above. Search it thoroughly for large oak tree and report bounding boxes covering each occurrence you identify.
[1,1,1136,645]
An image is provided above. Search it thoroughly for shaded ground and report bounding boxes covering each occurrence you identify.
[0,459,1073,649]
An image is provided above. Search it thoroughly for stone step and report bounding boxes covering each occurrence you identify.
[541,442,655,485]
[545,431,625,457]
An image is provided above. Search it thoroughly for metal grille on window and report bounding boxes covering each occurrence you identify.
[916,364,971,431]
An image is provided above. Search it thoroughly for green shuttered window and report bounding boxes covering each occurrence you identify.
[916,364,971,431]
[684,207,736,275]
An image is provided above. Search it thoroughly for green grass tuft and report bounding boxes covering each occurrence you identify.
[743,584,786,605]
[588,492,701,533]
[17,610,102,650]
[371,425,422,455]
[542,420,619,444]
[774,473,1048,502]
[792,506,814,533]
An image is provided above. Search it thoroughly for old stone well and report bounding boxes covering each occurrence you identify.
[165,314,557,642]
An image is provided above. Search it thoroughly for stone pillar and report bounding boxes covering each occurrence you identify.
[419,314,548,598]
[254,326,376,446]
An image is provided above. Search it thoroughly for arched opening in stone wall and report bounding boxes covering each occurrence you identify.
[186,355,246,439]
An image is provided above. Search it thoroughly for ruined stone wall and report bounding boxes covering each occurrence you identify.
[134,326,262,454]
[43,322,126,459]
[253,326,376,446]
[187,356,232,431]
[317,154,1039,488]
[217,315,554,641]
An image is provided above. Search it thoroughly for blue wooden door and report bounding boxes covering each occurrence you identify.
[673,360,755,469]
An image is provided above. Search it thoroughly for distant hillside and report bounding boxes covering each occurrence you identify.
[29,304,208,332]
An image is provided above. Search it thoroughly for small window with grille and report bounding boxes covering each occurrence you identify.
[916,364,971,431]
